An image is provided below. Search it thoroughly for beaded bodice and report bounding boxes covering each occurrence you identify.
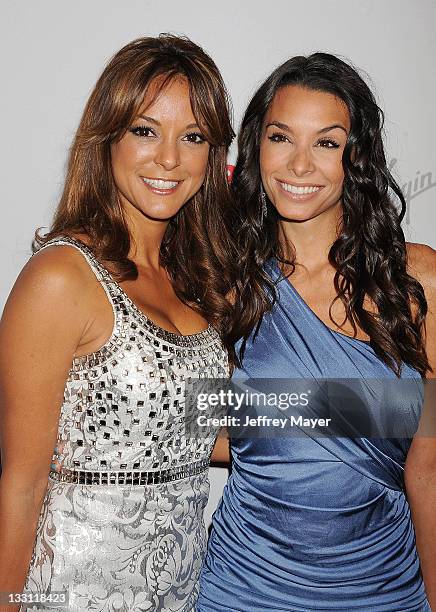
[40,237,228,475]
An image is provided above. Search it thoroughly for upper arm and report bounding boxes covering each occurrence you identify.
[210,429,230,464]
[407,243,436,376]
[0,247,91,494]
[405,243,436,473]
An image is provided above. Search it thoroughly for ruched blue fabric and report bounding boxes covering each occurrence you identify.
[197,260,430,611]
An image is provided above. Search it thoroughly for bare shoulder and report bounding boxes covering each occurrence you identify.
[406,242,436,296]
[2,244,97,323]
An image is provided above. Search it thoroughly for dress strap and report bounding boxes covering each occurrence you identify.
[36,235,118,295]
[35,235,124,322]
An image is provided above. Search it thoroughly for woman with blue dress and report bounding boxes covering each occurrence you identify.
[198,53,436,611]
[0,35,236,611]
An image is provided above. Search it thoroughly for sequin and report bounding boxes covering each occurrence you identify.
[23,237,228,612]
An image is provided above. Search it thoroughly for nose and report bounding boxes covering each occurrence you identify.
[287,145,315,177]
[154,138,180,171]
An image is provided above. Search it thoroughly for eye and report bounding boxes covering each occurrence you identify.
[128,126,156,138]
[268,132,289,143]
[316,138,340,149]
[183,132,207,144]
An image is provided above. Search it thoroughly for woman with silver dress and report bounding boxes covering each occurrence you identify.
[0,35,235,612]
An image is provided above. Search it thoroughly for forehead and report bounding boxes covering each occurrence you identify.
[265,85,350,130]
[138,76,196,121]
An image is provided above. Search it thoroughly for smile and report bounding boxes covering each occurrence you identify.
[141,177,181,192]
[277,181,322,195]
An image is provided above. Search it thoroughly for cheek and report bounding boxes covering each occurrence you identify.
[322,155,345,187]
[111,139,150,176]
[111,142,133,180]
[259,143,282,176]
[333,166,345,188]
[187,147,210,182]
[110,151,124,190]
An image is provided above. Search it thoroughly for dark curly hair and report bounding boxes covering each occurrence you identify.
[34,34,238,354]
[231,52,430,377]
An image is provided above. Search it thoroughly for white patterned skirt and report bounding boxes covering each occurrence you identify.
[23,472,210,612]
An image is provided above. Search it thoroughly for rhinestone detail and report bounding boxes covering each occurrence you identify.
[35,236,229,476]
[49,458,209,486]
[43,236,216,354]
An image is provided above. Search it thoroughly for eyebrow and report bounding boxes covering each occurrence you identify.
[139,114,200,130]
[266,121,348,135]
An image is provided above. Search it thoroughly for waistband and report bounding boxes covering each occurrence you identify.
[49,458,209,486]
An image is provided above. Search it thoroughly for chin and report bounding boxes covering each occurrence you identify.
[137,201,184,221]
[275,205,318,222]
[145,209,181,221]
[275,197,341,223]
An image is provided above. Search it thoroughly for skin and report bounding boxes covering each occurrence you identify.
[260,85,365,338]
[110,76,211,339]
[260,84,436,605]
[404,246,436,607]
[112,77,209,225]
[261,85,348,225]
[0,76,222,608]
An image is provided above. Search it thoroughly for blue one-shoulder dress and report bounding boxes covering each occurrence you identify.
[197,260,430,611]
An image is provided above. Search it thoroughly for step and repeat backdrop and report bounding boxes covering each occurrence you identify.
[1,0,435,524]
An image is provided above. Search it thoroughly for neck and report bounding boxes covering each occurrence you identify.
[278,202,342,275]
[123,203,169,270]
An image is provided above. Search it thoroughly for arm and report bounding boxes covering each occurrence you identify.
[404,243,436,608]
[0,247,92,610]
[210,429,230,465]
[209,287,236,467]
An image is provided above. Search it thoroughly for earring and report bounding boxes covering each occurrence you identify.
[260,186,268,219]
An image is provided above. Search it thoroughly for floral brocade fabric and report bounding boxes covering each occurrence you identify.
[22,237,228,612]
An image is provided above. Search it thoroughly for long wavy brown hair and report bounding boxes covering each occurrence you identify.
[35,34,237,352]
[231,53,430,377]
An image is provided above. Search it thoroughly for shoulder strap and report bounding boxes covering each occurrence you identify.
[35,236,119,305]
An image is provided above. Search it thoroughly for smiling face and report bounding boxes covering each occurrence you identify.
[111,76,210,222]
[260,85,350,223]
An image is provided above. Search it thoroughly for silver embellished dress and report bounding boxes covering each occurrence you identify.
[23,237,228,612]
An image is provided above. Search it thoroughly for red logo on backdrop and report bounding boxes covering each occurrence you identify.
[226,165,235,183]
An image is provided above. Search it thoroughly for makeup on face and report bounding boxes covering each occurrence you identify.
[260,85,350,222]
[111,77,210,222]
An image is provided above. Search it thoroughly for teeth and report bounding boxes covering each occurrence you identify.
[142,178,179,189]
[279,182,321,195]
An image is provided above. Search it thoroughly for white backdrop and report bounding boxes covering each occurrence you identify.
[1,0,435,525]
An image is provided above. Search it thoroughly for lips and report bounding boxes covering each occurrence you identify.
[142,177,180,189]
[277,180,322,195]
[140,176,183,196]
